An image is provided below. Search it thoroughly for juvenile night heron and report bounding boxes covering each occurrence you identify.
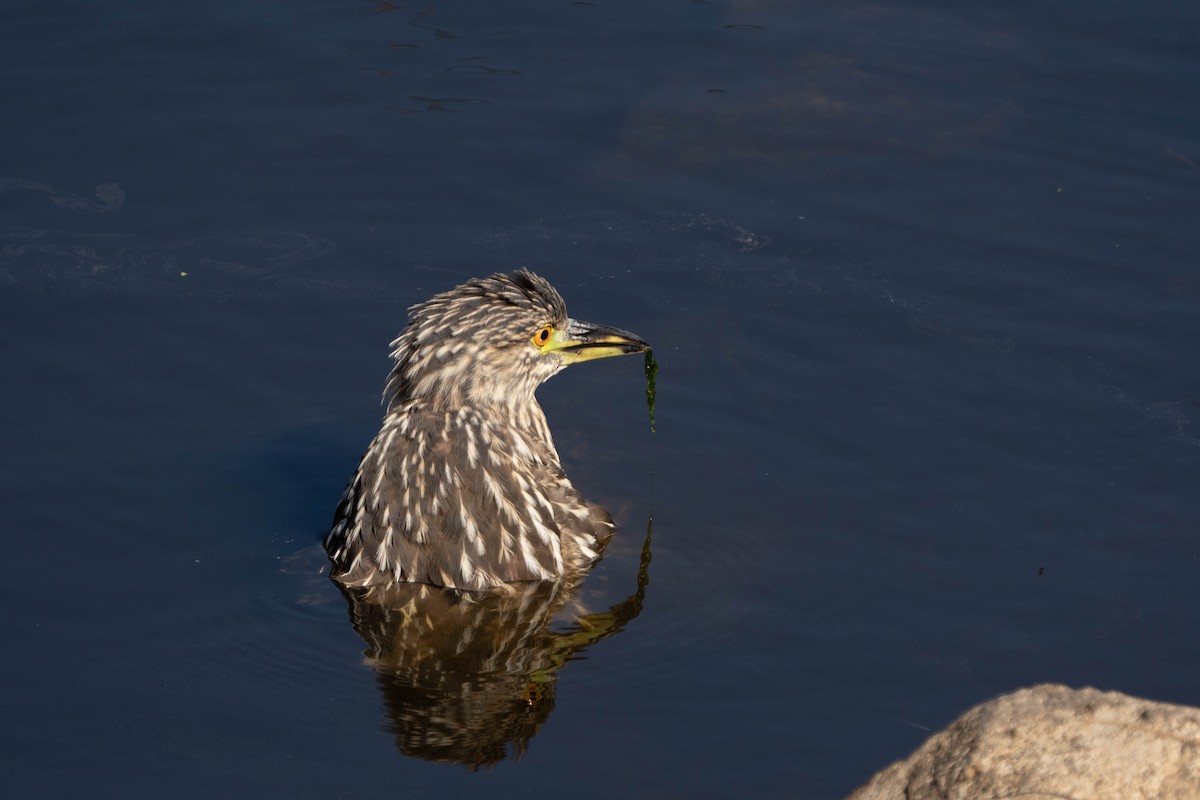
[325,269,648,592]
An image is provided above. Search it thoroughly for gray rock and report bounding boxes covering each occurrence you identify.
[849,684,1200,800]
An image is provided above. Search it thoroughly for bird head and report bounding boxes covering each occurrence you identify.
[384,269,648,413]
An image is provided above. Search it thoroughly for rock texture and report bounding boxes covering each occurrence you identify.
[849,684,1200,800]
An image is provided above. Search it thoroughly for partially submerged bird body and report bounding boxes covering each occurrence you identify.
[328,400,610,589]
[325,269,647,593]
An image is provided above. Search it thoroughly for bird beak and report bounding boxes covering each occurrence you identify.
[546,319,649,364]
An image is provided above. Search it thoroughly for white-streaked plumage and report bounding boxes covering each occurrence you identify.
[325,269,647,592]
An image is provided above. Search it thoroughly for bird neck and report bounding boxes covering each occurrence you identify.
[388,386,558,459]
[385,352,559,456]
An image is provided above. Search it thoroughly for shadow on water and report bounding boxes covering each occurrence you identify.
[331,518,653,769]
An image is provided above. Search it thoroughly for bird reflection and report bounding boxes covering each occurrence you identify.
[332,522,651,769]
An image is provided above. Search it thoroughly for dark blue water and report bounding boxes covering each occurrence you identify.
[3,1,1198,797]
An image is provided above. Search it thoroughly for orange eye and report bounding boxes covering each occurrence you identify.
[532,324,554,348]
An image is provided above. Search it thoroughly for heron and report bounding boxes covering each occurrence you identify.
[325,269,648,592]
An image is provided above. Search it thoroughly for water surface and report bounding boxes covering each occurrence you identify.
[3,1,1199,797]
